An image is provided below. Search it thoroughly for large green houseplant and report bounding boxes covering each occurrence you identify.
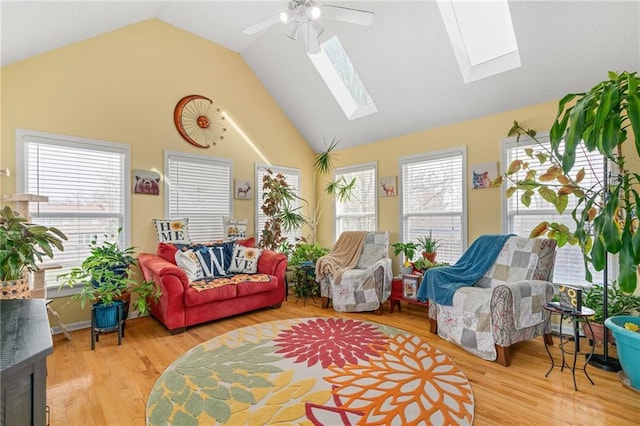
[496,71,640,294]
[259,138,355,250]
[0,205,67,297]
[57,229,160,316]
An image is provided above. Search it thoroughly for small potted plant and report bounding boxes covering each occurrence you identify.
[417,231,441,263]
[288,240,329,299]
[391,241,418,275]
[581,282,640,345]
[0,205,67,298]
[57,228,160,328]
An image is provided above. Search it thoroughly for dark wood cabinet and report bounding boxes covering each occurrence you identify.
[1,299,53,426]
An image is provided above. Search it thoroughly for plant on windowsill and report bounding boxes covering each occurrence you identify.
[417,231,441,263]
[391,241,418,275]
[0,205,67,298]
[57,228,161,326]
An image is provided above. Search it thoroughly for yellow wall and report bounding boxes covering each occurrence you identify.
[315,100,559,251]
[1,19,316,324]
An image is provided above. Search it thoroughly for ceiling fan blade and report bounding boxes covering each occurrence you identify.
[301,23,321,54]
[242,14,281,35]
[287,22,301,40]
[321,5,375,26]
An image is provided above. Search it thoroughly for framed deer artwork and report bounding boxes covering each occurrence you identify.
[379,176,397,197]
[234,179,252,200]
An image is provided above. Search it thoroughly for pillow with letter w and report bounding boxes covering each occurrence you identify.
[228,244,263,274]
[193,241,234,278]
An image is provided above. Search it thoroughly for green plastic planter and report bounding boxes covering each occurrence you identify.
[605,316,640,391]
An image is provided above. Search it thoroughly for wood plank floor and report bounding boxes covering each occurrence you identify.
[47,299,639,425]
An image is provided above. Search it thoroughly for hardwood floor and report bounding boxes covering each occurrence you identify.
[47,299,639,425]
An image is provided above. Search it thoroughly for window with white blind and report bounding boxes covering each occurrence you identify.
[334,162,377,240]
[502,132,606,286]
[16,129,130,289]
[399,147,467,264]
[255,164,302,244]
[165,151,232,242]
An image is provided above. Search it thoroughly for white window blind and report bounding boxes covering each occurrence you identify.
[165,151,231,243]
[502,132,606,286]
[334,162,377,240]
[255,164,302,244]
[17,129,130,288]
[400,148,466,264]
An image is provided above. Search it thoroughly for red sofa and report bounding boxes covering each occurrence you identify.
[138,245,287,334]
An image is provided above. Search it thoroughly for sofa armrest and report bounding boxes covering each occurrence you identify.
[258,250,288,287]
[138,253,189,297]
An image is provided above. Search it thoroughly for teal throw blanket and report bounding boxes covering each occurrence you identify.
[417,234,514,306]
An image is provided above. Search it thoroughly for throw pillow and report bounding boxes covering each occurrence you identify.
[222,216,248,241]
[228,244,263,274]
[356,243,388,269]
[153,218,191,244]
[157,243,178,264]
[193,241,234,278]
[174,249,204,282]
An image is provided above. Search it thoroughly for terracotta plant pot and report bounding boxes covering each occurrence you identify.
[423,252,437,263]
[582,321,615,345]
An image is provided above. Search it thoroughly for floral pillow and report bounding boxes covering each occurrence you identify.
[153,218,191,244]
[227,244,263,274]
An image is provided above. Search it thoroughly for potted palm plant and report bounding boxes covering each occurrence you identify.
[0,205,67,298]
[57,228,160,328]
[495,71,640,389]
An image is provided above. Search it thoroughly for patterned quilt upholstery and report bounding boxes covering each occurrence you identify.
[428,236,557,365]
[318,231,392,312]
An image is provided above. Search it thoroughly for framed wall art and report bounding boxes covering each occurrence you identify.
[133,169,161,195]
[234,179,253,199]
[380,176,397,197]
[470,162,498,189]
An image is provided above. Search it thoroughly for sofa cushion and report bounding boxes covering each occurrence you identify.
[228,245,263,274]
[184,283,237,307]
[236,277,278,297]
[175,249,204,282]
[153,218,191,244]
[193,242,234,277]
[157,242,179,264]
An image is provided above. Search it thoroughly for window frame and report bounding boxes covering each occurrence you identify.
[16,128,131,295]
[164,150,233,243]
[255,163,302,244]
[333,161,378,240]
[398,146,468,264]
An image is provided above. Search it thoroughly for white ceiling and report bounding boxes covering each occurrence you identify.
[2,1,639,153]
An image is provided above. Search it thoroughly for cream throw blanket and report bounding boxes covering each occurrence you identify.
[315,231,368,286]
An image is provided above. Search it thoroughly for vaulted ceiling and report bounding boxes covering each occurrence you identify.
[2,1,639,152]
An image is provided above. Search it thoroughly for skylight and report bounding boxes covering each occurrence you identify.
[308,36,377,120]
[438,0,521,83]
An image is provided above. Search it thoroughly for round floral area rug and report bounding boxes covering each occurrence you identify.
[146,317,474,425]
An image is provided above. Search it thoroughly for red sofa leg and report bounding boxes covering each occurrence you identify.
[271,303,282,309]
[170,327,186,335]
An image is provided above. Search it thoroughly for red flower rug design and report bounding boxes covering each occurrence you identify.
[147,317,474,425]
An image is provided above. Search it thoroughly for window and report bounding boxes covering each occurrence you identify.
[502,132,606,286]
[165,151,232,242]
[255,164,302,244]
[17,129,130,289]
[334,162,377,240]
[399,147,467,264]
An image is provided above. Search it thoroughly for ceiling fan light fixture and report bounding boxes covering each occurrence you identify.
[308,5,321,20]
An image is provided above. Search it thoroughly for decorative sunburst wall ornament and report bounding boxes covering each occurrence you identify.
[173,95,226,148]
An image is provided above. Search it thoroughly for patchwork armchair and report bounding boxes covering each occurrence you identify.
[427,236,557,366]
[316,231,392,313]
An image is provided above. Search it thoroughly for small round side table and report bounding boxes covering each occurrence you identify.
[542,302,596,391]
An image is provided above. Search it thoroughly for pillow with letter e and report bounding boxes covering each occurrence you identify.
[153,218,191,244]
[227,244,263,274]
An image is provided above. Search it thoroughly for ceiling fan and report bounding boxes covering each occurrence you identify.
[242,0,375,54]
